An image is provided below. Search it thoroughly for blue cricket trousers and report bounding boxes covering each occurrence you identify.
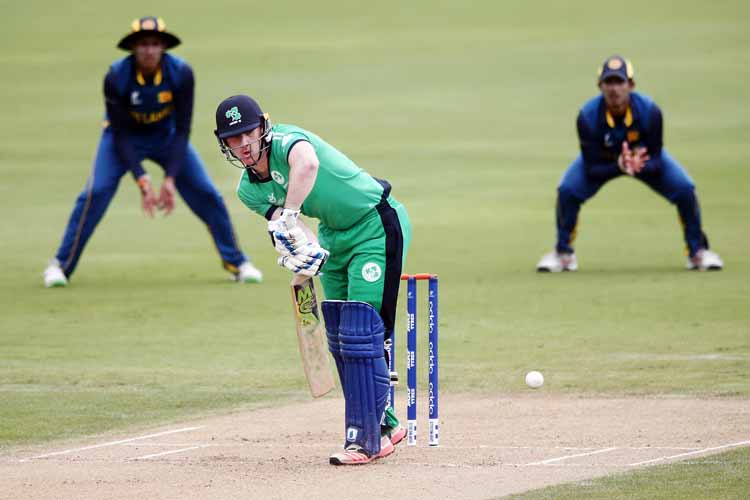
[555,150,708,257]
[55,129,247,277]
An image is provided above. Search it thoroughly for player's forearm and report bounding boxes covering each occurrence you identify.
[111,132,146,179]
[164,69,194,178]
[104,74,145,179]
[285,160,318,210]
[164,131,188,177]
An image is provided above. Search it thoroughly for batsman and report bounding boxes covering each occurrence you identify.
[214,95,411,465]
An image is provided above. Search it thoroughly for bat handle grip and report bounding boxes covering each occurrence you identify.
[291,274,309,286]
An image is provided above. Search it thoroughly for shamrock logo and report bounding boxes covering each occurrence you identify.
[225,106,242,123]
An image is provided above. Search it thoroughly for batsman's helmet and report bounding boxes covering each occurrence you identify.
[117,17,181,51]
[214,95,272,171]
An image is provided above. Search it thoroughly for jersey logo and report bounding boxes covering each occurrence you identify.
[603,132,614,148]
[627,130,640,143]
[129,106,173,124]
[281,134,293,147]
[130,91,142,105]
[157,90,173,103]
[271,171,286,185]
[225,106,242,126]
[361,262,382,283]
[268,192,285,205]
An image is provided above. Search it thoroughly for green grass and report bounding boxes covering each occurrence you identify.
[505,446,750,500]
[1,4,749,498]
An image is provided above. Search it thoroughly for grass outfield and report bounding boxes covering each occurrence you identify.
[506,446,750,500]
[1,0,748,493]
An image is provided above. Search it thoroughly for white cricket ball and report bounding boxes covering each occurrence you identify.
[525,371,544,389]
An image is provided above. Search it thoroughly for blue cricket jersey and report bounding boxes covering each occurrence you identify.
[577,92,664,179]
[103,53,194,178]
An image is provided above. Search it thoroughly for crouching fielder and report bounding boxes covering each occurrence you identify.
[214,95,411,465]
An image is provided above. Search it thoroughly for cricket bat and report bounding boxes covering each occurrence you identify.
[290,274,335,398]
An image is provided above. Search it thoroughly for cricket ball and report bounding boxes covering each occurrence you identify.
[525,370,544,389]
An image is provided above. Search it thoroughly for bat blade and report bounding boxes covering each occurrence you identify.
[290,275,335,398]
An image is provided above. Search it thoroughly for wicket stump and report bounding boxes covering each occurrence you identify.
[398,273,439,447]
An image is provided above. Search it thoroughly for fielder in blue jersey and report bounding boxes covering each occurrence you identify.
[43,17,262,287]
[537,55,723,272]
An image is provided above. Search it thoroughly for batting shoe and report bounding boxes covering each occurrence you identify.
[686,249,723,271]
[382,407,406,446]
[329,437,395,466]
[43,259,68,288]
[235,261,263,283]
[384,423,406,447]
[536,251,578,272]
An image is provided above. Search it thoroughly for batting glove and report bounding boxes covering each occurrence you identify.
[277,244,329,277]
[268,209,309,256]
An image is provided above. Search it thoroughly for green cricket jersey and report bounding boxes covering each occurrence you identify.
[236,123,387,230]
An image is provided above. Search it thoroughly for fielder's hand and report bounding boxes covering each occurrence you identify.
[137,175,157,218]
[277,244,329,277]
[268,208,310,255]
[157,176,176,216]
[618,142,650,176]
[629,146,650,175]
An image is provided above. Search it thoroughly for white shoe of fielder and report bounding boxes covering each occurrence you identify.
[43,259,68,288]
[686,249,723,271]
[536,251,578,272]
[235,261,263,283]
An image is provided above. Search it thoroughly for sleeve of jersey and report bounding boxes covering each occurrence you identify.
[237,181,274,220]
[104,71,146,180]
[164,64,194,178]
[278,132,312,164]
[577,113,620,180]
[639,105,663,175]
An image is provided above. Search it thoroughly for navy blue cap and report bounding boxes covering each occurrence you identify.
[214,95,265,139]
[597,55,634,83]
[117,17,181,51]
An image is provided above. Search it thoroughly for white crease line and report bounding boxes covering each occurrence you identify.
[622,446,700,450]
[128,445,209,461]
[476,445,698,451]
[506,463,631,468]
[110,443,703,451]
[213,443,697,451]
[18,427,204,462]
[121,443,212,447]
[525,447,618,466]
[629,439,750,467]
[407,462,632,468]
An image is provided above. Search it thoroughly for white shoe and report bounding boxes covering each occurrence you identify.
[536,251,578,272]
[43,259,68,288]
[236,261,263,283]
[686,249,723,271]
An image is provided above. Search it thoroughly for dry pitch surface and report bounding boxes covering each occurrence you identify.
[2,395,749,499]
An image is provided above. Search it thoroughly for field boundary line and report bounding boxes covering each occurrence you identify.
[18,426,204,462]
[628,439,750,467]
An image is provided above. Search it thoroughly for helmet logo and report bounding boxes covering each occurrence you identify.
[225,106,242,126]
